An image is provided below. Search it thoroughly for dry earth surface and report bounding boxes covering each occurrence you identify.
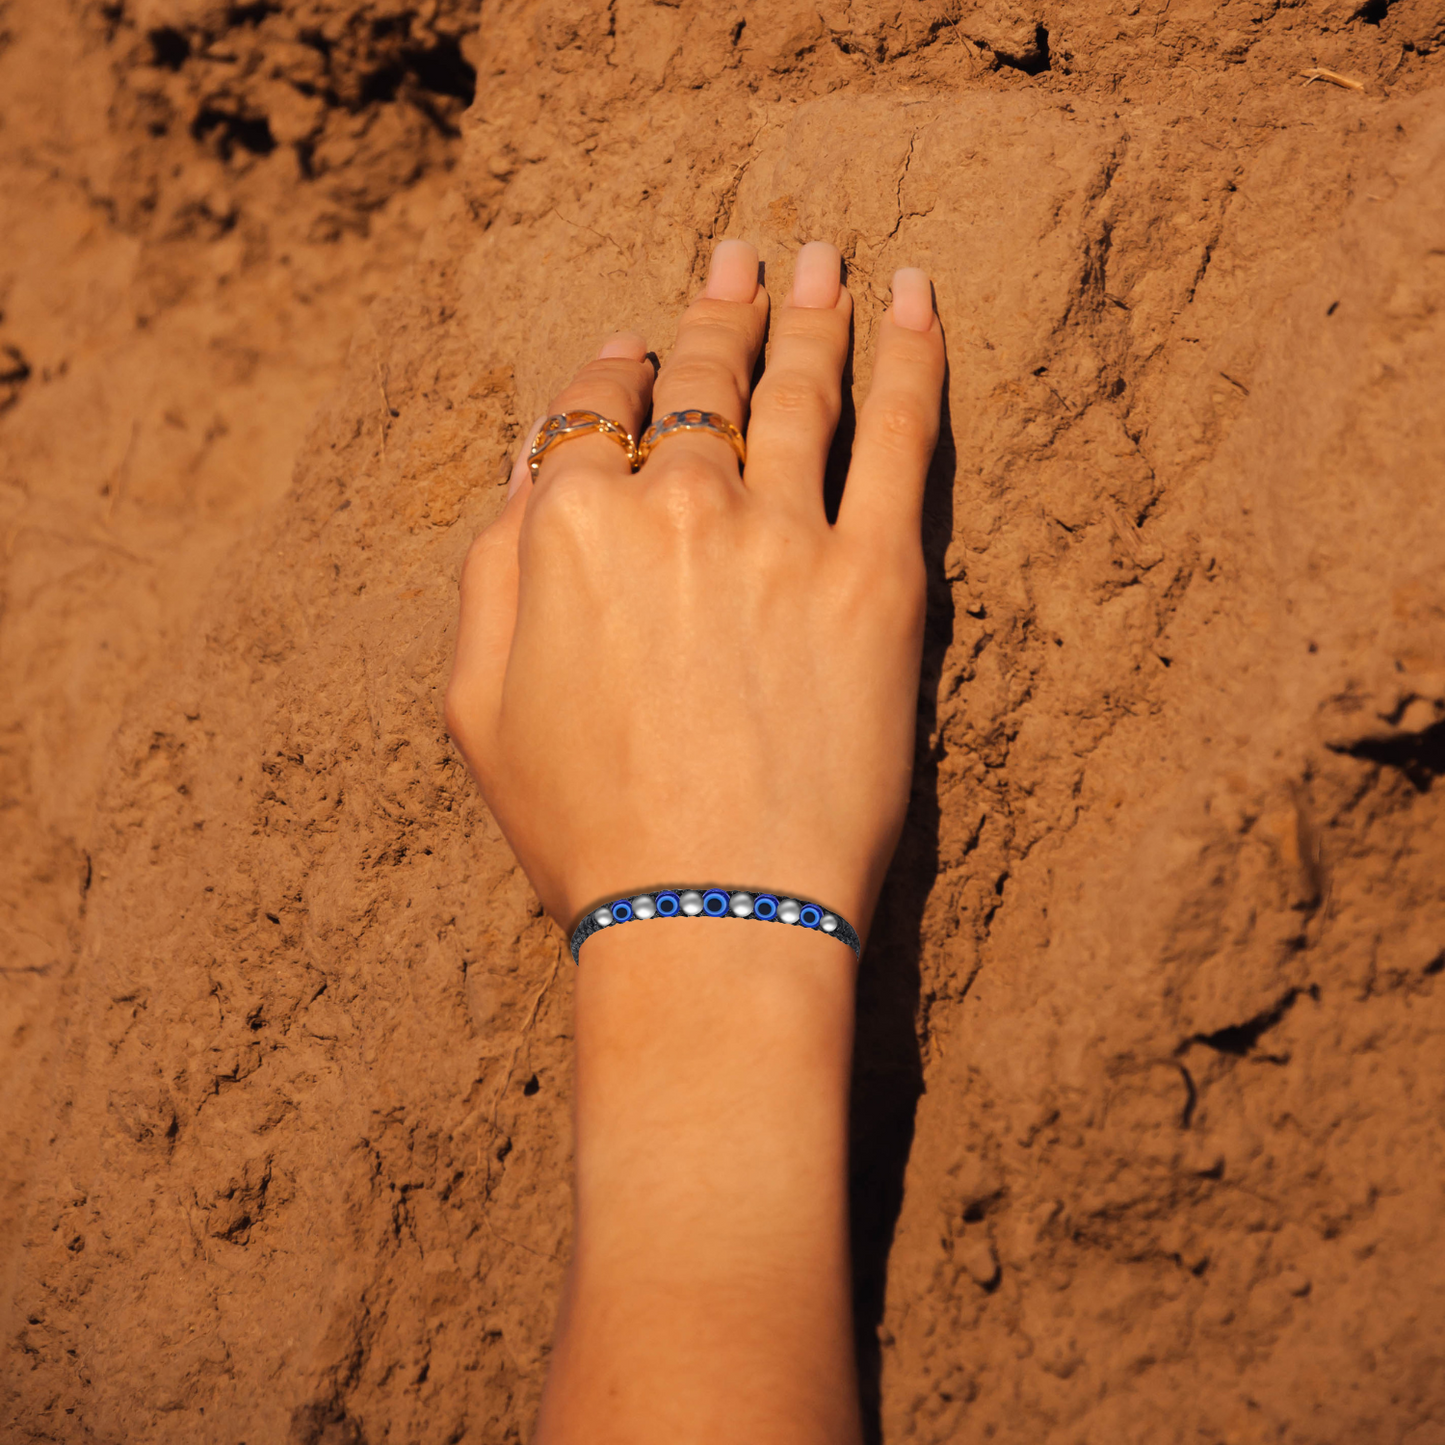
[3,0,1444,1442]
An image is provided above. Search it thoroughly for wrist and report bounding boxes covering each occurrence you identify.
[574,915,858,1067]
[554,863,870,1310]
[572,920,857,1197]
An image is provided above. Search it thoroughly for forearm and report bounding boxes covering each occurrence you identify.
[535,922,863,1445]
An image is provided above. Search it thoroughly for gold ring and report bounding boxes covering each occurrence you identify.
[636,410,746,470]
[528,410,638,481]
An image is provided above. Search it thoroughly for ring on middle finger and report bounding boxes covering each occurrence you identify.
[636,410,747,470]
[528,410,638,481]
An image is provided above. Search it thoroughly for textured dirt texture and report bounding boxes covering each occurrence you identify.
[4,1,1445,1442]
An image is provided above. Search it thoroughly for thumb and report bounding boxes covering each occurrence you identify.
[444,417,542,778]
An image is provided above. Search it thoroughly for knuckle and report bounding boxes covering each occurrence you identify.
[873,399,923,437]
[759,374,836,419]
[869,400,929,452]
[682,304,749,342]
[522,472,600,545]
[659,355,732,397]
[778,308,847,346]
[460,526,508,588]
[645,462,732,531]
[661,342,751,398]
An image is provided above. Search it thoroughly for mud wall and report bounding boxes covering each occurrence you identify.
[5,1,1445,1442]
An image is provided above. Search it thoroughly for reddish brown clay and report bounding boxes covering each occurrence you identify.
[3,2,1443,1442]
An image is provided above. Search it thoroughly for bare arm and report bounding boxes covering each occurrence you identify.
[446,238,944,1443]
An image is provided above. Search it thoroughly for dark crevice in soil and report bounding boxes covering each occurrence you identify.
[1330,720,1445,793]
[407,34,476,103]
[227,2,281,25]
[1187,988,1309,1058]
[1178,1063,1198,1128]
[191,107,277,158]
[360,33,476,108]
[147,26,190,69]
[998,24,1051,74]
[291,1399,367,1445]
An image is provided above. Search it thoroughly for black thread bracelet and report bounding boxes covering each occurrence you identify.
[569,888,861,964]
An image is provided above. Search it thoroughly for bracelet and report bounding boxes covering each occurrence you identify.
[569,888,861,963]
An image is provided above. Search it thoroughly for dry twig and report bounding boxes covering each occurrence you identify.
[1300,66,1364,91]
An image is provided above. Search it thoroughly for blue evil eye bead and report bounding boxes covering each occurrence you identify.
[820,913,838,933]
[654,891,681,917]
[679,890,704,916]
[799,903,823,929]
[593,907,615,927]
[729,892,754,917]
[610,899,634,923]
[777,898,801,925]
[753,894,779,921]
[632,894,657,920]
[702,889,730,917]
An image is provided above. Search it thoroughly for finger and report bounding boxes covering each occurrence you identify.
[836,268,945,549]
[445,417,542,776]
[645,239,769,479]
[535,331,655,484]
[745,241,852,512]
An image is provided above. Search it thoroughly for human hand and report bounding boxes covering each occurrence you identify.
[446,238,944,944]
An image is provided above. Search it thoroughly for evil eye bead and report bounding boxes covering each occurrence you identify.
[799,903,823,929]
[777,898,801,925]
[654,891,681,917]
[592,907,615,927]
[702,889,730,917]
[610,899,634,923]
[632,894,657,920]
[753,894,779,921]
[679,890,704,916]
[820,913,839,933]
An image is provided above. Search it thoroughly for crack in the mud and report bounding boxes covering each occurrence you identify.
[710,120,772,240]
[549,206,627,259]
[886,128,919,243]
[1182,987,1317,1061]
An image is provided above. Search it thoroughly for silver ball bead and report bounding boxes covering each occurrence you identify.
[820,913,838,933]
[593,907,614,927]
[777,899,801,925]
[679,890,704,916]
[730,892,754,917]
[631,894,656,920]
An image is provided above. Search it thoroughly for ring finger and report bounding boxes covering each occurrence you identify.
[645,239,770,481]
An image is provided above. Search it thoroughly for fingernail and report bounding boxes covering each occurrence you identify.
[890,268,934,332]
[790,241,841,309]
[704,239,760,302]
[598,331,648,361]
[510,415,545,497]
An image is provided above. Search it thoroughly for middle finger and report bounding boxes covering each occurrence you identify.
[646,239,770,481]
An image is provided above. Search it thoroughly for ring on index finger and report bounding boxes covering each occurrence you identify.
[528,410,639,481]
[636,410,747,471]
